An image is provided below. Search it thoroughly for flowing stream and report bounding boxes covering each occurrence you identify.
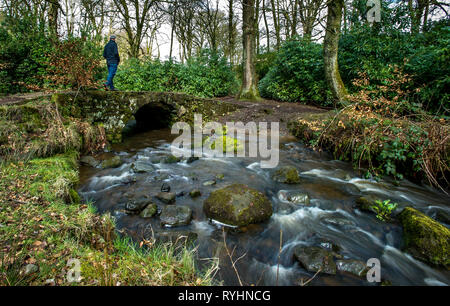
[78,128,450,286]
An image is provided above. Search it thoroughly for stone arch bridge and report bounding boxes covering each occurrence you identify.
[52,91,240,143]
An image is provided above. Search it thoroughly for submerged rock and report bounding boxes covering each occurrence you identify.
[399,207,450,267]
[203,184,273,227]
[203,180,217,187]
[277,202,296,215]
[272,166,301,184]
[189,189,202,198]
[293,246,337,275]
[80,156,100,168]
[140,204,158,218]
[160,206,192,227]
[101,156,123,169]
[132,161,155,173]
[163,154,182,164]
[156,192,176,204]
[355,195,379,214]
[336,259,368,278]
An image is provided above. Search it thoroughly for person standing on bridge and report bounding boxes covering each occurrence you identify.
[103,35,120,91]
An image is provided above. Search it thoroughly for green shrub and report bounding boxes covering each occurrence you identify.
[115,49,238,98]
[0,15,51,93]
[371,200,398,222]
[258,38,332,106]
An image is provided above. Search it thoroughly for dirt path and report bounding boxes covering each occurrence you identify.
[215,96,329,137]
[0,92,53,106]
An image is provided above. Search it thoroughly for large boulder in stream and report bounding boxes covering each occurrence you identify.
[203,184,273,227]
[160,205,192,227]
[272,166,301,184]
[399,207,450,268]
[293,246,337,275]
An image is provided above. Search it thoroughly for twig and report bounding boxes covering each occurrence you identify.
[222,227,245,286]
[300,267,322,286]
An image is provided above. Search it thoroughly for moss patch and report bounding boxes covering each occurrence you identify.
[399,207,450,268]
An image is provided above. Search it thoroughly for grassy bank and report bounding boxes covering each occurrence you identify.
[0,98,218,286]
[289,91,449,192]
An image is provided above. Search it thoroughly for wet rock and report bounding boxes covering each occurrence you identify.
[156,192,176,204]
[163,154,181,164]
[319,241,340,253]
[399,207,450,267]
[272,166,301,184]
[215,174,225,180]
[160,206,192,227]
[355,195,379,214]
[80,156,100,168]
[287,193,310,206]
[101,156,123,169]
[24,264,39,275]
[176,191,186,197]
[336,259,368,278]
[140,204,158,218]
[132,161,155,173]
[161,183,171,193]
[186,157,199,164]
[189,189,202,198]
[203,180,216,187]
[293,246,337,275]
[125,197,152,214]
[203,184,273,227]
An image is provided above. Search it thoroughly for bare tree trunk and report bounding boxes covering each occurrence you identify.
[323,0,347,107]
[239,0,260,100]
[270,0,281,50]
[263,0,270,51]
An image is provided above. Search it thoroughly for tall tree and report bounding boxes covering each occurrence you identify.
[298,0,326,40]
[239,0,260,100]
[112,0,159,58]
[323,0,347,106]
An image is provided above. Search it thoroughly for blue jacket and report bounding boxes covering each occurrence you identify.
[103,40,120,65]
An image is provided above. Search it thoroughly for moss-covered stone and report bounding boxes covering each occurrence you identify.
[399,207,450,268]
[100,156,123,169]
[203,184,273,227]
[272,166,301,184]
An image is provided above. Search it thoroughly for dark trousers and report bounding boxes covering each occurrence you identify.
[106,63,118,90]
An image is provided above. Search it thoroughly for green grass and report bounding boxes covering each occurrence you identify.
[0,152,218,286]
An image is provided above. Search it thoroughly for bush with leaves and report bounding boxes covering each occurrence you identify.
[46,38,103,90]
[115,49,238,98]
[258,38,332,106]
[0,15,51,94]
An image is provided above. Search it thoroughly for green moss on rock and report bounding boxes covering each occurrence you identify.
[399,207,450,268]
[272,166,301,184]
[203,184,273,227]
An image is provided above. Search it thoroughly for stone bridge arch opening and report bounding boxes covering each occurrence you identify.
[131,102,175,134]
